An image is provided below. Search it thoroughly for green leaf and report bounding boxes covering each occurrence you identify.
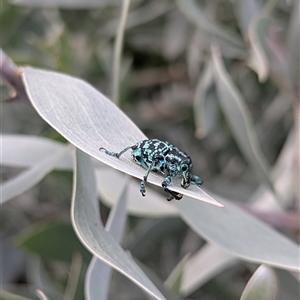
[240,265,278,300]
[0,290,33,300]
[71,149,165,300]
[22,67,223,207]
[211,46,280,204]
[17,222,92,263]
[176,196,300,272]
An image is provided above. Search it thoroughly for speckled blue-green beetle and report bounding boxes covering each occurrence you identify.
[99,139,203,201]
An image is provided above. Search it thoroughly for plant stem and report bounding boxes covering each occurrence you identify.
[112,0,131,105]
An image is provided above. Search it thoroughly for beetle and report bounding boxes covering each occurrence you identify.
[99,139,203,201]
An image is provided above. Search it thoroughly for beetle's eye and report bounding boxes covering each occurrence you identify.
[135,155,141,161]
[181,165,188,171]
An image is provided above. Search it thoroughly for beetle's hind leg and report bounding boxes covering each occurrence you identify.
[99,145,132,159]
[162,176,183,201]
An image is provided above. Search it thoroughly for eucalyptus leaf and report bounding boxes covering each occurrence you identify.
[165,254,190,294]
[193,58,215,138]
[85,183,128,300]
[11,0,121,9]
[179,244,237,296]
[0,134,72,170]
[22,67,223,207]
[211,46,280,204]
[287,0,299,97]
[103,0,171,35]
[0,290,34,300]
[71,149,165,300]
[176,196,300,272]
[176,0,245,51]
[96,169,179,217]
[179,129,298,296]
[36,290,50,300]
[26,256,64,300]
[0,145,70,204]
[248,17,272,82]
[236,0,261,36]
[240,265,278,300]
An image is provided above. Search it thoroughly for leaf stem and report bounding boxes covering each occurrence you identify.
[112,0,131,105]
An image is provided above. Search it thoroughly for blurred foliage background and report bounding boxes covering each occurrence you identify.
[1,0,299,299]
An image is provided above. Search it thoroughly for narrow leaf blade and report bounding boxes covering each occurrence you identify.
[241,265,278,300]
[211,46,279,203]
[71,149,165,300]
[22,67,223,207]
[0,146,70,204]
[176,196,300,272]
[85,183,128,300]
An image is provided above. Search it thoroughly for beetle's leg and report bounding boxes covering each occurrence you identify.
[139,160,157,196]
[162,176,183,201]
[190,175,203,186]
[99,145,132,159]
[181,174,191,189]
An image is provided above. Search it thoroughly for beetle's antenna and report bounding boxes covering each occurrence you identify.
[99,145,132,158]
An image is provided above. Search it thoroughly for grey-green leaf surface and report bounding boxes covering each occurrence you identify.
[176,0,245,52]
[287,0,299,97]
[22,67,223,208]
[179,128,298,296]
[211,46,279,203]
[179,244,237,296]
[240,265,278,300]
[96,168,179,217]
[0,145,70,204]
[165,254,190,294]
[193,59,215,138]
[36,290,50,300]
[11,0,121,9]
[85,184,128,300]
[176,196,300,272]
[26,256,64,300]
[248,16,271,82]
[236,0,261,36]
[1,134,72,170]
[71,149,165,300]
[0,290,34,300]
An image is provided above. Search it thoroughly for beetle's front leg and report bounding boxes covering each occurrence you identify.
[140,176,147,197]
[190,175,203,186]
[162,176,183,201]
[181,174,191,189]
[139,159,158,197]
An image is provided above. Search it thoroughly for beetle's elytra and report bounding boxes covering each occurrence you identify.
[99,139,203,201]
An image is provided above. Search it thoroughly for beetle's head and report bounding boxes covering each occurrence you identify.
[179,159,192,185]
